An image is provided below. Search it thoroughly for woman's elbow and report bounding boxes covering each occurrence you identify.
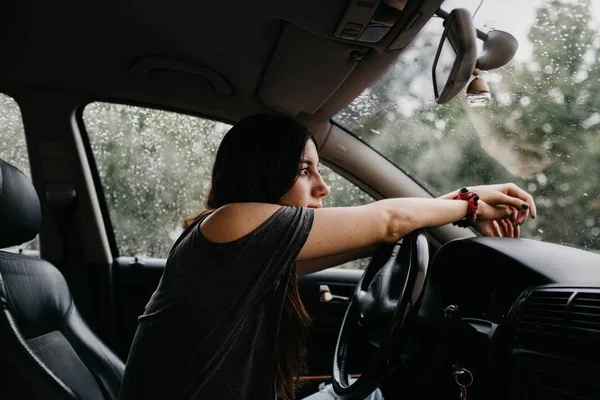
[381,202,417,243]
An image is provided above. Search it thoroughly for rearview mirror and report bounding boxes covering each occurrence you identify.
[432,9,477,104]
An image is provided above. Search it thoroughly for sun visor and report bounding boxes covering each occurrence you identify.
[258,25,367,116]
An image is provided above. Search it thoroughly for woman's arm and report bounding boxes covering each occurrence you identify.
[297,197,504,262]
[201,196,512,263]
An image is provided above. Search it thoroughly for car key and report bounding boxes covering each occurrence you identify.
[453,366,473,400]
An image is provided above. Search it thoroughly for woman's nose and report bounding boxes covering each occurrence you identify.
[314,177,331,197]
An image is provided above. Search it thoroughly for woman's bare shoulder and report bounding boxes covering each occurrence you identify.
[199,203,281,243]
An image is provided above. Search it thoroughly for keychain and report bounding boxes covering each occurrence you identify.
[453,366,473,400]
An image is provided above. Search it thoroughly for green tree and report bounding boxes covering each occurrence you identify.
[84,103,228,257]
[0,94,30,177]
[473,0,600,248]
[338,0,600,250]
[0,94,38,251]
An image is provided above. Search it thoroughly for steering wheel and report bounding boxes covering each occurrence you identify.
[332,230,430,399]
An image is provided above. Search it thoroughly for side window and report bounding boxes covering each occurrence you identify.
[83,102,374,269]
[83,102,231,258]
[0,93,39,252]
[320,164,374,270]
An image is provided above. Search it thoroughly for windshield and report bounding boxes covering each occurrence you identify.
[334,0,600,251]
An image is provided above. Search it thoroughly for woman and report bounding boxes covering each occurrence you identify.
[118,114,536,400]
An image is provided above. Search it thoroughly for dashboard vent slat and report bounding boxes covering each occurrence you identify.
[571,304,600,311]
[518,290,570,329]
[564,292,600,334]
[516,289,600,338]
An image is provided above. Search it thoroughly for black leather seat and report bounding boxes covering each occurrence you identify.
[0,158,124,399]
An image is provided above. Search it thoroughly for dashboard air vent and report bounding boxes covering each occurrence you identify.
[516,289,600,338]
[565,292,600,334]
[518,290,571,331]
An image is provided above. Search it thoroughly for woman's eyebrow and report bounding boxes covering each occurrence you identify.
[299,159,313,165]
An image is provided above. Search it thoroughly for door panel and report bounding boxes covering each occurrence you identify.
[300,270,361,333]
[299,269,363,377]
[112,256,165,359]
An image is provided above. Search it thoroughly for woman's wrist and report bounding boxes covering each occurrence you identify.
[452,188,479,227]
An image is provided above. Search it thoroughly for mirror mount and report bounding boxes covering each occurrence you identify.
[432,8,477,104]
[476,30,519,71]
[436,8,518,71]
[433,8,519,105]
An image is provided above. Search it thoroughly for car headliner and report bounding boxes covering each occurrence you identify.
[0,0,442,125]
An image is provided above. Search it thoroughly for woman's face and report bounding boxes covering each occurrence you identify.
[279,139,330,208]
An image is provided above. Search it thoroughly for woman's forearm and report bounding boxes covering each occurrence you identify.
[299,195,503,262]
[378,197,470,242]
[298,197,470,274]
[437,189,460,200]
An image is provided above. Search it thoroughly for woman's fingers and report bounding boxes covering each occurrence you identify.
[516,208,530,226]
[478,201,513,221]
[475,218,521,238]
[484,191,531,211]
[500,219,514,237]
[470,185,534,238]
[497,203,529,227]
[504,193,532,215]
[502,183,537,219]
[499,219,507,236]
[491,221,502,237]
[473,183,536,225]
[475,220,503,237]
[511,207,519,225]
[474,216,522,238]
[507,219,515,237]
[481,191,533,221]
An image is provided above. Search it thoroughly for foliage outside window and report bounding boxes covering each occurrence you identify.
[335,0,600,251]
[320,167,372,270]
[84,103,229,258]
[0,93,38,252]
[84,103,373,269]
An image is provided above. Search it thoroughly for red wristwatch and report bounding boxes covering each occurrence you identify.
[452,188,479,227]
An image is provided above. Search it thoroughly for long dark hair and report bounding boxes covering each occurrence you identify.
[183,114,314,399]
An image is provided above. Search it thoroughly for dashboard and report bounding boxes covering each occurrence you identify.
[431,237,600,319]
[413,237,600,400]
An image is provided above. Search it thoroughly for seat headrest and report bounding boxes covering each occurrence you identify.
[0,158,41,248]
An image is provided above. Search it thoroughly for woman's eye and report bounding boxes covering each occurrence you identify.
[299,168,309,175]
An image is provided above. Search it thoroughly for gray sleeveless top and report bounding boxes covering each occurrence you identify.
[119,206,314,400]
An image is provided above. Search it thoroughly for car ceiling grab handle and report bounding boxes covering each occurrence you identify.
[130,56,233,96]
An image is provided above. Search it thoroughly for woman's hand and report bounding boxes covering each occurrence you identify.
[466,183,536,238]
[468,183,536,224]
[438,183,536,237]
[474,199,515,222]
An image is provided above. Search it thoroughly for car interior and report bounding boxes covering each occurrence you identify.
[1,0,599,399]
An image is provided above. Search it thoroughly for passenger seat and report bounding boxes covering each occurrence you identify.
[0,158,124,399]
